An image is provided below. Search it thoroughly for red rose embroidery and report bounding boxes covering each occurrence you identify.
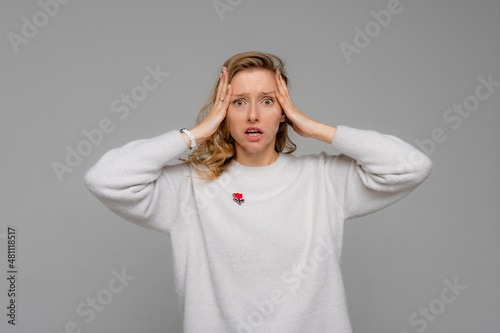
[232,193,245,205]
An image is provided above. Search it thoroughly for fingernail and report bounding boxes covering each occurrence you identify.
[228,84,231,90]
[219,73,222,78]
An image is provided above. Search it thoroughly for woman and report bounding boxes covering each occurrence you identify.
[84,51,432,333]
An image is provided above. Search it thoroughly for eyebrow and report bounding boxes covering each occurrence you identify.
[231,91,275,97]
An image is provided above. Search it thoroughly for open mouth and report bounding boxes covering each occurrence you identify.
[244,129,264,141]
[245,130,263,136]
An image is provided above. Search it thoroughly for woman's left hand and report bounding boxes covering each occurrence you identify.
[274,69,318,138]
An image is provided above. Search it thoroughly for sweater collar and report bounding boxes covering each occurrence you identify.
[228,152,288,178]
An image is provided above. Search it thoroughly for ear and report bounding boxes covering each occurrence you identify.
[280,110,286,122]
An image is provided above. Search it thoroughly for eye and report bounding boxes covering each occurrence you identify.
[232,98,273,107]
[263,98,273,106]
[233,99,244,106]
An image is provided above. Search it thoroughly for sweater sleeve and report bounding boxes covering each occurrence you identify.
[83,130,191,235]
[325,125,433,220]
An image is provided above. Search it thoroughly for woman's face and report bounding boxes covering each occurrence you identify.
[226,68,286,157]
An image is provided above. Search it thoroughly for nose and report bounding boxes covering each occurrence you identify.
[248,103,259,122]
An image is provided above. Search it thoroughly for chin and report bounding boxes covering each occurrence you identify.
[236,139,272,152]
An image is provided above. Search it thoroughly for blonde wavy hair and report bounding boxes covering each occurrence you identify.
[177,51,297,180]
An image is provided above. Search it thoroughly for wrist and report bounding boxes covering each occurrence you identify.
[181,131,192,149]
[311,121,337,144]
[189,126,209,144]
[180,128,198,150]
[180,126,210,149]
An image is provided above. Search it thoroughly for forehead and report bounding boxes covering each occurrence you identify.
[231,68,275,87]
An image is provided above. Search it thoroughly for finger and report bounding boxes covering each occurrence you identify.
[216,67,226,104]
[275,69,291,101]
[275,78,289,107]
[275,84,286,109]
[278,72,290,98]
[275,70,283,96]
[220,67,230,102]
[275,69,288,101]
[222,83,232,110]
[275,69,282,93]
[220,68,231,103]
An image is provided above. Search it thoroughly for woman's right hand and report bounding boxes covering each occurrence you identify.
[189,66,232,144]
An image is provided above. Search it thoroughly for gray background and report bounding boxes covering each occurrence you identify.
[1,0,499,332]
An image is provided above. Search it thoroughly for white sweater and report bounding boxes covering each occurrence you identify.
[84,125,432,333]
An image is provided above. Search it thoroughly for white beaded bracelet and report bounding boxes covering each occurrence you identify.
[180,128,197,150]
